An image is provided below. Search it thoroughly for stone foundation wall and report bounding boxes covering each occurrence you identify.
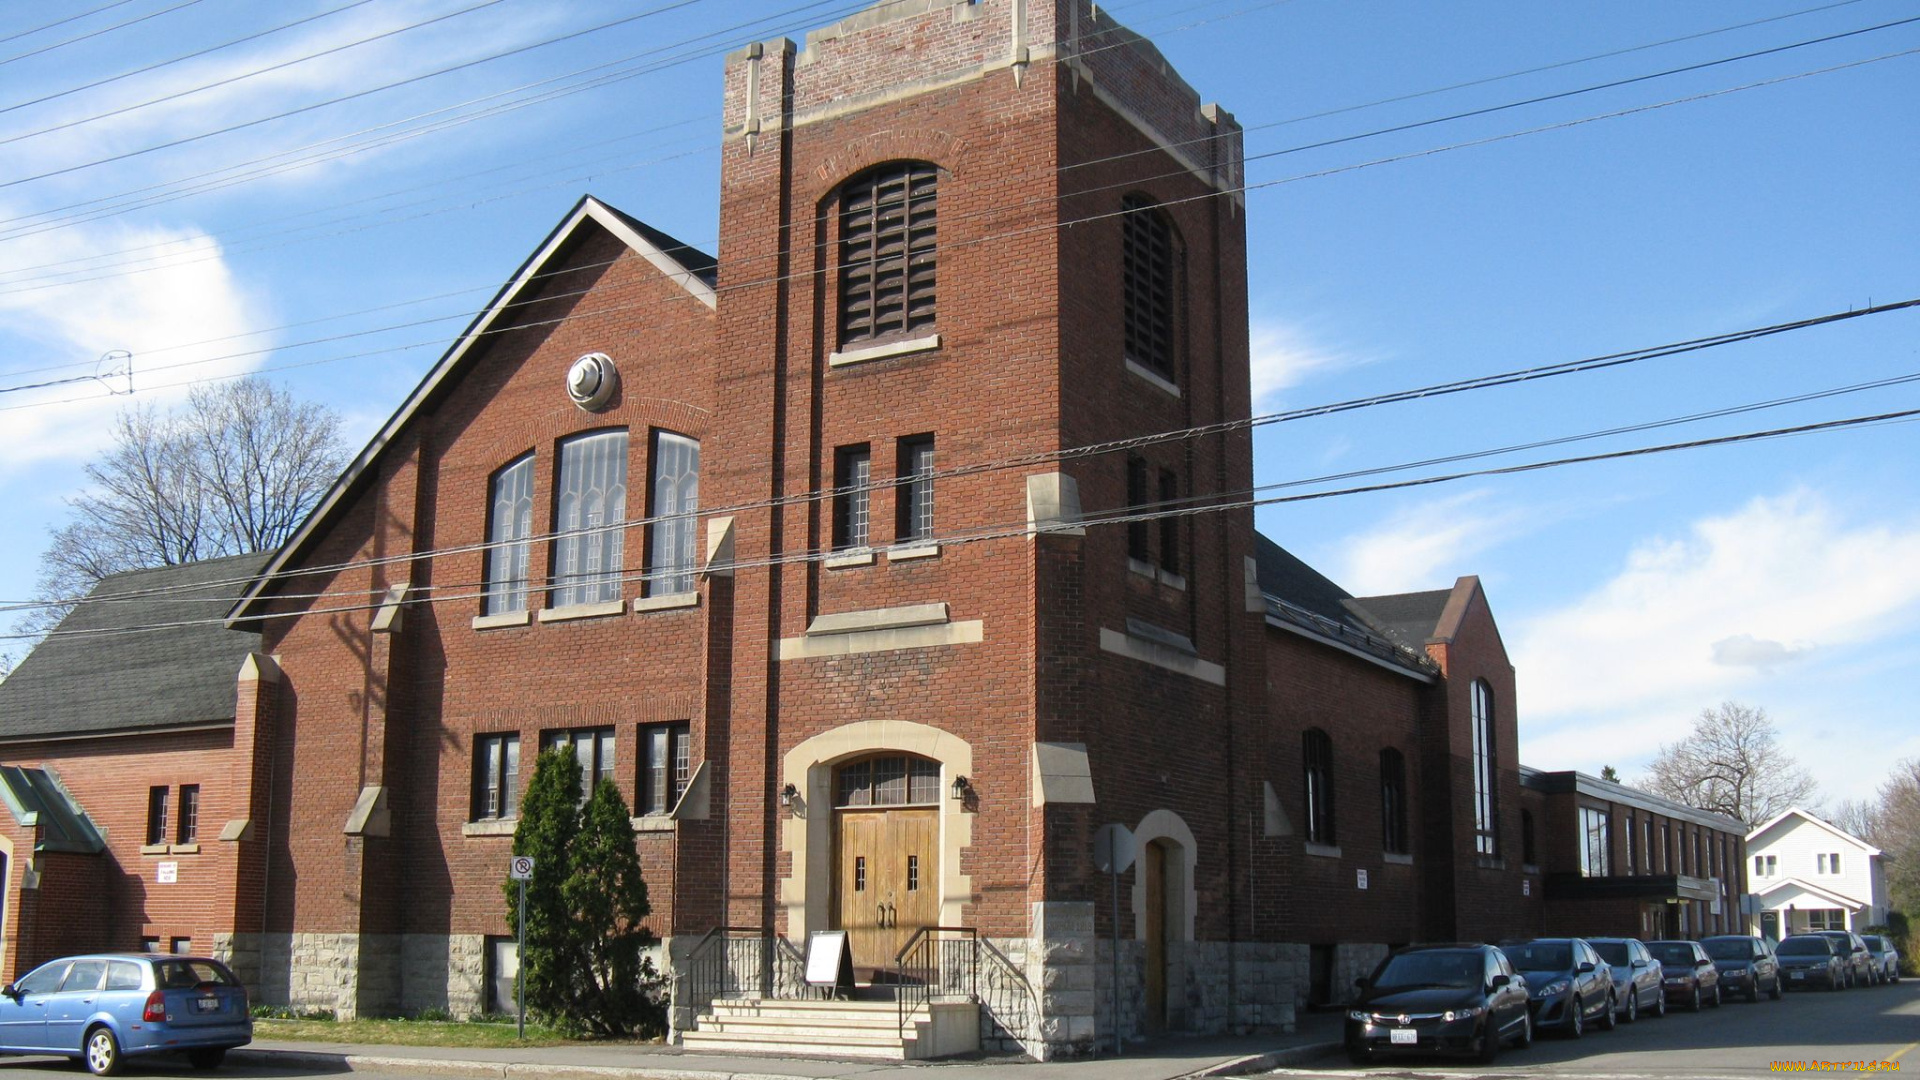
[211,932,262,992]
[399,934,487,1017]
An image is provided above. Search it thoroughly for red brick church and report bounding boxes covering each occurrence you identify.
[0,0,1748,1060]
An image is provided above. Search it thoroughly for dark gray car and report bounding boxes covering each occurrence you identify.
[1701,935,1782,1002]
[1499,939,1617,1038]
[1806,931,1875,988]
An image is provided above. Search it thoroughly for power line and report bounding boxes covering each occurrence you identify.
[7,296,1914,612]
[0,0,204,68]
[10,402,1917,641]
[0,0,142,48]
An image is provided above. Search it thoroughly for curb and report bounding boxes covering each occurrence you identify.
[1180,1041,1345,1078]
[230,1047,819,1080]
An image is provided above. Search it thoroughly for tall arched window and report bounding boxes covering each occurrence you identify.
[1379,748,1407,855]
[1521,809,1537,866]
[1472,679,1499,856]
[552,429,628,608]
[838,161,938,347]
[483,453,534,615]
[647,430,699,596]
[1121,194,1175,380]
[1303,728,1335,846]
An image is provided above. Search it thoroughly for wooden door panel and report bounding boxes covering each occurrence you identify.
[833,808,938,975]
[1144,841,1167,1031]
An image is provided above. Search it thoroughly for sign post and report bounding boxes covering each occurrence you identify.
[508,856,535,1039]
[1092,823,1136,1057]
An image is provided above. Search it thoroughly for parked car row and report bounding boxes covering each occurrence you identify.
[1346,929,1895,1065]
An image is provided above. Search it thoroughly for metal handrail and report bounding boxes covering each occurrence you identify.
[680,926,791,1028]
[895,926,977,1036]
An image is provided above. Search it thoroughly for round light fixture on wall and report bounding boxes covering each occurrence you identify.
[566,352,618,411]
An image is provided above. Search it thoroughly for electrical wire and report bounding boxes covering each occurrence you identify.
[0,0,204,68]
[0,0,142,49]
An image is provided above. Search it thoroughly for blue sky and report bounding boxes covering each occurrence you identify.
[0,0,1915,807]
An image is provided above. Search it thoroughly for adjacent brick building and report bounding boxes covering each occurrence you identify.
[0,0,1752,1060]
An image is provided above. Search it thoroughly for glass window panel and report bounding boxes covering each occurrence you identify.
[553,431,627,608]
[873,757,906,805]
[908,758,940,805]
[649,432,700,595]
[485,455,534,614]
[838,761,871,806]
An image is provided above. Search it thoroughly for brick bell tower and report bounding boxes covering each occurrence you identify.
[704,0,1254,1057]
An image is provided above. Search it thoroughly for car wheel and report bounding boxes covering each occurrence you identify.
[1748,977,1761,1003]
[1568,997,1585,1039]
[1689,985,1702,1012]
[1515,1011,1533,1049]
[1625,989,1639,1023]
[1600,992,1618,1031]
[1654,987,1667,1017]
[85,1026,122,1077]
[1478,1017,1501,1064]
[188,1048,226,1070]
[1830,971,1844,992]
[1711,983,1722,1008]
[1769,974,1783,1000]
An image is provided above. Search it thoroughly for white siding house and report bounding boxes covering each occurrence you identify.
[1746,807,1887,939]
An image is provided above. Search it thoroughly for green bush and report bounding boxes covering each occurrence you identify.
[414,1007,453,1022]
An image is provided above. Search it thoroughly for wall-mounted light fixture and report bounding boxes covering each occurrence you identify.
[778,782,804,818]
[950,775,973,803]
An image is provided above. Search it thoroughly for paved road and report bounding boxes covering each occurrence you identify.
[1271,978,1920,1077]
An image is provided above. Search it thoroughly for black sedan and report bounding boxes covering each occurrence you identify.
[1346,944,1533,1064]
[1776,934,1848,990]
[1702,934,1783,1002]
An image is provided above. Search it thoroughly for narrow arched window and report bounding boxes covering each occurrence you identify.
[647,430,700,596]
[1379,748,1407,855]
[838,161,938,347]
[1472,679,1499,857]
[1522,808,1537,866]
[1121,194,1175,380]
[552,429,628,608]
[1303,728,1335,846]
[484,453,535,615]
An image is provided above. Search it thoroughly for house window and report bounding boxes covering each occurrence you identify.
[1126,456,1150,562]
[1121,194,1175,380]
[639,722,692,817]
[1521,809,1537,866]
[146,786,169,846]
[836,755,941,807]
[838,161,937,347]
[1379,748,1407,855]
[1817,852,1842,875]
[552,430,628,608]
[896,436,935,544]
[484,453,535,614]
[647,431,700,595]
[1808,908,1846,931]
[473,733,521,820]
[1645,818,1655,872]
[832,445,871,551]
[176,785,199,844]
[1625,812,1636,874]
[1302,728,1335,846]
[170,937,192,955]
[1662,822,1672,872]
[1471,679,1498,856]
[1157,469,1180,574]
[1579,806,1611,877]
[542,728,615,802]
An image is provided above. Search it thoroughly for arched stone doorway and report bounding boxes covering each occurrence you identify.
[1132,810,1196,1031]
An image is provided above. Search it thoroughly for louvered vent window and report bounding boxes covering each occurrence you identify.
[1122,195,1174,379]
[838,162,938,347]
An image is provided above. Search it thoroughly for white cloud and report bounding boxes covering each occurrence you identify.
[1513,490,1920,722]
[1332,489,1521,595]
[1247,316,1369,409]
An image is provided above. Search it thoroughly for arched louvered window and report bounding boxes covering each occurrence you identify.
[1303,728,1336,846]
[1122,194,1175,380]
[1380,747,1408,855]
[838,162,938,347]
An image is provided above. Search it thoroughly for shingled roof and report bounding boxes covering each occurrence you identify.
[1253,533,1436,678]
[1347,588,1453,652]
[0,553,264,742]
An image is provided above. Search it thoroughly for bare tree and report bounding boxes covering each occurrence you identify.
[15,378,346,638]
[1822,798,1880,843]
[1872,758,1920,917]
[1637,702,1818,825]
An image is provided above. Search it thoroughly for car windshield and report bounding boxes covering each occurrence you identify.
[1590,942,1630,966]
[1371,951,1483,990]
[154,960,238,989]
[1777,938,1831,956]
[1703,939,1750,960]
[1501,943,1571,970]
[1863,936,1887,950]
[1649,943,1697,965]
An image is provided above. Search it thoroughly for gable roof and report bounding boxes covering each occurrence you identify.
[0,766,105,854]
[229,196,717,625]
[1753,876,1866,910]
[1253,533,1436,680]
[1747,806,1882,855]
[0,553,265,741]
[1347,588,1452,652]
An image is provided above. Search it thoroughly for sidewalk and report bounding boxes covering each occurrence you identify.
[233,1010,1345,1080]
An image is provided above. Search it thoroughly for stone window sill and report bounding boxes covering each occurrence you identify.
[887,543,940,562]
[1304,842,1343,860]
[824,549,875,569]
[1383,852,1413,866]
[630,816,677,834]
[538,599,626,623]
[472,609,530,630]
[1476,854,1507,871]
[829,334,941,368]
[1124,357,1181,398]
[1158,568,1186,591]
[171,842,201,855]
[632,592,698,614]
[140,844,169,856]
[462,818,517,837]
[1128,557,1157,579]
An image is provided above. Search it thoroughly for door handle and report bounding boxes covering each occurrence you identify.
[886,902,896,927]
[877,903,886,926]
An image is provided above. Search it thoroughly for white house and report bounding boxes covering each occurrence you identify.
[1746,807,1889,939]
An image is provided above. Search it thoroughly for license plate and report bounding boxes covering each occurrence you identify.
[194,996,221,1013]
[1792,971,1806,980]
[1390,1028,1418,1045]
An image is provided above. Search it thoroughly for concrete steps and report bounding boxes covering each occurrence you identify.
[681,996,979,1060]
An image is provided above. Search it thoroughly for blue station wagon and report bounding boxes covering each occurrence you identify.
[0,953,251,1074]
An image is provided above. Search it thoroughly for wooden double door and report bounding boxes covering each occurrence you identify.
[833,806,939,976]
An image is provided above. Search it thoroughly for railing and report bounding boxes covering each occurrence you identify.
[679,927,812,1028]
[895,926,977,1036]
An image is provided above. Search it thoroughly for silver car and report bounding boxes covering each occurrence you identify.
[0,953,251,1075]
[1589,937,1666,1021]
